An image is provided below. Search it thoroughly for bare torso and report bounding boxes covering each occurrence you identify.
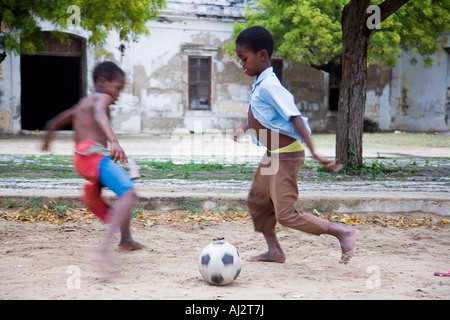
[73,93,111,147]
[248,107,296,150]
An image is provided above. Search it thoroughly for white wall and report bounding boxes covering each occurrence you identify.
[390,48,449,132]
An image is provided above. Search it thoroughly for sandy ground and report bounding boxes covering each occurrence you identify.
[0,217,449,300]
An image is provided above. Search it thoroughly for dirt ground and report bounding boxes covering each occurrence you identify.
[0,217,449,300]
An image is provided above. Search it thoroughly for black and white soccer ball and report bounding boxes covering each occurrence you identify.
[198,241,242,286]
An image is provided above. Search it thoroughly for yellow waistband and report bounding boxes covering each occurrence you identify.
[270,140,304,153]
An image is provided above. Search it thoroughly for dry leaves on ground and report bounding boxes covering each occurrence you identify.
[0,200,448,230]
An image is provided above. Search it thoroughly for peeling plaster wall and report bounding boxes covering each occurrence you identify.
[88,25,450,134]
[365,66,392,131]
[389,48,449,132]
[0,54,21,134]
[283,63,328,131]
[98,0,255,134]
[96,0,333,134]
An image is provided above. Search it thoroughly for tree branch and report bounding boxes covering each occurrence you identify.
[378,0,410,22]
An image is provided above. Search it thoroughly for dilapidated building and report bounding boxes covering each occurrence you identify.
[1,0,449,134]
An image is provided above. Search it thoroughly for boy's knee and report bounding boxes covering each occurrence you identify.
[276,209,298,228]
[130,189,138,201]
[246,196,255,211]
[82,183,109,222]
[122,188,137,201]
[276,210,330,235]
[246,190,269,213]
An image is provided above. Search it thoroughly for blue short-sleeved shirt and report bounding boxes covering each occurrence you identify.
[248,67,311,147]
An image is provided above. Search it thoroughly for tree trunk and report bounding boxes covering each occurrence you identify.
[336,0,410,167]
[336,0,372,167]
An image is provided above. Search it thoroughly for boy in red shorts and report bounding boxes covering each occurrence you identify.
[42,61,145,275]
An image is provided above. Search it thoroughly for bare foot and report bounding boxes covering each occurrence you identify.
[337,227,358,265]
[117,239,147,252]
[248,250,286,263]
[89,250,119,279]
[339,250,356,265]
[328,222,357,265]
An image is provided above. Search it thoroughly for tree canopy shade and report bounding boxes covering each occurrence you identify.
[227,0,449,77]
[226,0,449,167]
[0,0,166,63]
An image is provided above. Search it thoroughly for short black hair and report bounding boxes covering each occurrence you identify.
[236,26,274,58]
[93,61,125,83]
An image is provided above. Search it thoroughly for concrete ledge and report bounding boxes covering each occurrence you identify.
[1,192,448,217]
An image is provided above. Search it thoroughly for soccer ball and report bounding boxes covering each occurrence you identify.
[198,241,242,286]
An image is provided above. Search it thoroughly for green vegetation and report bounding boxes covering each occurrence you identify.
[1,0,166,63]
[138,160,256,181]
[0,133,448,182]
[0,155,77,179]
[0,153,448,182]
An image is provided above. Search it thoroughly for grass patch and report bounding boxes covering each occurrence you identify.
[0,154,448,182]
[0,155,77,179]
[337,157,450,180]
[138,160,255,181]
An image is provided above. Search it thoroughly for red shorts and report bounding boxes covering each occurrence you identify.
[73,141,109,222]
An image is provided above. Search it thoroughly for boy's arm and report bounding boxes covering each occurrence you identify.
[93,94,127,165]
[290,115,342,173]
[42,107,76,151]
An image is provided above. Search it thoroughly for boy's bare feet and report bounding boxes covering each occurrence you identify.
[247,234,286,263]
[248,224,357,265]
[117,239,147,252]
[328,223,358,265]
[248,250,286,263]
[89,250,119,279]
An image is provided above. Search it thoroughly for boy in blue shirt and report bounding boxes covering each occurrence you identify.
[231,26,357,265]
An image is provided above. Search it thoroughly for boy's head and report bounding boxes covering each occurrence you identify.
[235,26,274,78]
[93,61,125,101]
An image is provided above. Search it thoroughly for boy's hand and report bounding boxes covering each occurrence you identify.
[313,154,343,173]
[230,129,241,142]
[41,140,50,152]
[230,125,248,142]
[110,141,128,165]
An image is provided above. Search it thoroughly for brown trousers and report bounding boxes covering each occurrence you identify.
[247,150,330,237]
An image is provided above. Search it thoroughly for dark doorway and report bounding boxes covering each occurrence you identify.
[20,32,83,130]
[271,58,283,84]
[21,55,81,130]
[328,73,340,111]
